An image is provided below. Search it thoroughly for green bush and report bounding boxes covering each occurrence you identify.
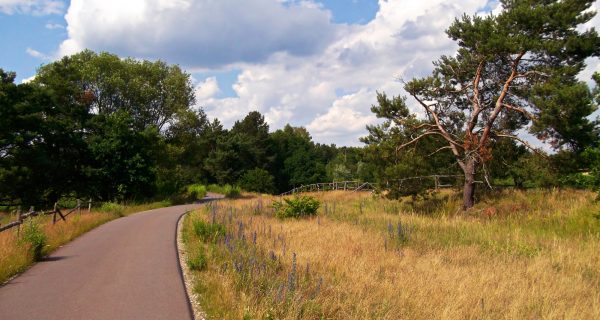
[187,247,208,271]
[272,196,320,218]
[186,184,207,200]
[238,168,275,194]
[193,219,226,243]
[21,220,47,261]
[99,202,125,216]
[207,184,241,198]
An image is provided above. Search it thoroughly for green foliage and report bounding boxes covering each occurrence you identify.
[0,68,90,205]
[362,93,459,198]
[206,184,241,198]
[87,111,161,201]
[20,220,47,261]
[193,219,226,243]
[157,110,223,196]
[205,111,272,185]
[99,202,125,216]
[580,145,600,195]
[186,184,207,201]
[238,168,275,194]
[269,125,332,193]
[0,50,195,206]
[35,50,194,131]
[273,196,320,219]
[187,247,208,271]
[363,1,600,208]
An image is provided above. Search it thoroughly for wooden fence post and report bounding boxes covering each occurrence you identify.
[16,206,22,236]
[53,202,66,224]
[88,198,92,212]
[77,199,81,215]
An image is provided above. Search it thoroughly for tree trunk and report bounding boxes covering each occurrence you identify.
[462,158,476,210]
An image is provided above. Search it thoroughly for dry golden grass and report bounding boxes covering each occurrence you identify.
[1,210,118,284]
[183,188,600,319]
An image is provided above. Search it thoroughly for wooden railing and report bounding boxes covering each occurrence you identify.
[0,199,92,233]
[279,175,463,196]
[280,181,376,196]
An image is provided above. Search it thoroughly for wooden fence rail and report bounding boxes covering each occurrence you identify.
[0,199,92,233]
[279,175,464,196]
[280,180,377,196]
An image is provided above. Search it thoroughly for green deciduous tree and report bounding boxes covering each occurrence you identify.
[369,0,599,209]
[87,111,161,201]
[35,50,194,131]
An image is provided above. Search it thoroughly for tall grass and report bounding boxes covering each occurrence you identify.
[206,184,241,198]
[183,188,600,319]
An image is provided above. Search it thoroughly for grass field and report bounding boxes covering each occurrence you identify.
[0,200,172,284]
[182,188,600,319]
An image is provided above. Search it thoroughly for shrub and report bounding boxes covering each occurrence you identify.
[187,247,208,271]
[99,202,125,216]
[21,220,47,261]
[238,168,276,194]
[186,184,207,201]
[273,196,320,218]
[193,219,226,243]
[207,184,241,198]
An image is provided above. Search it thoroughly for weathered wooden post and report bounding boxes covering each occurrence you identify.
[16,206,22,236]
[77,199,81,215]
[88,198,92,212]
[53,202,57,224]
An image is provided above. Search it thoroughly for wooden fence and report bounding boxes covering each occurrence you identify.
[279,175,464,196]
[280,181,376,196]
[0,199,92,233]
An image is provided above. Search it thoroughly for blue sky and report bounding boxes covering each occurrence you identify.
[1,0,598,147]
[1,0,380,83]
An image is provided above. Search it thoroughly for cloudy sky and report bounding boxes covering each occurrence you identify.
[2,0,599,146]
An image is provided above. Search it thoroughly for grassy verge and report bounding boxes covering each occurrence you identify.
[0,211,116,284]
[0,199,173,284]
[182,188,600,319]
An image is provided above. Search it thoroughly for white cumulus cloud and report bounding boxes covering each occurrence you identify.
[26,47,50,60]
[0,0,64,15]
[55,0,600,146]
[59,0,338,68]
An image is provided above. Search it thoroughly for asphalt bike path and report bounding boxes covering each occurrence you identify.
[0,203,208,320]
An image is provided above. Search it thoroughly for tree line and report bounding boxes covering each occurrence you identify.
[0,51,373,207]
[2,0,599,209]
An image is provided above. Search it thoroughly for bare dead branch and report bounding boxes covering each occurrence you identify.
[428,146,453,157]
[467,60,485,134]
[396,132,440,150]
[494,132,548,158]
[515,70,549,79]
[502,103,537,121]
[479,51,526,147]
[410,93,464,159]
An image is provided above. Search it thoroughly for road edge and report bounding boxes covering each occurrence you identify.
[176,209,206,320]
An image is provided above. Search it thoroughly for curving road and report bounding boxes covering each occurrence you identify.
[0,203,209,320]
